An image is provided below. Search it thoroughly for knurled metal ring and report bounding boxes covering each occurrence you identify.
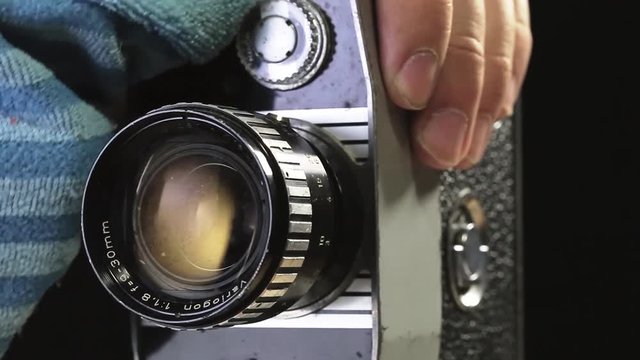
[154,104,327,327]
[236,0,333,90]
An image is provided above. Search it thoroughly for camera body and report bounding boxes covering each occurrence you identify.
[80,0,523,359]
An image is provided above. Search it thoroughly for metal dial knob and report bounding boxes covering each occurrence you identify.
[237,0,333,90]
[447,189,490,310]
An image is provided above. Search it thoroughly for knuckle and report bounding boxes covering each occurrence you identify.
[481,54,512,111]
[447,34,485,68]
[515,21,534,48]
[486,53,513,80]
[515,15,528,28]
[441,0,454,17]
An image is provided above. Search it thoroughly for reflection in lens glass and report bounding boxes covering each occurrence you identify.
[134,154,258,290]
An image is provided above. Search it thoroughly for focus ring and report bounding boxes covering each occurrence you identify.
[178,106,327,326]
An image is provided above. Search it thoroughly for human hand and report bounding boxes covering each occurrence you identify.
[377,0,532,169]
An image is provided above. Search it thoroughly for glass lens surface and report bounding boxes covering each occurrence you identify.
[134,153,258,292]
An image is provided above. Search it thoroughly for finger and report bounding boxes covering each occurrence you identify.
[462,0,516,166]
[377,0,453,110]
[412,0,486,169]
[506,0,533,110]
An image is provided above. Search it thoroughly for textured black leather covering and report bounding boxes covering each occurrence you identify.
[440,119,521,360]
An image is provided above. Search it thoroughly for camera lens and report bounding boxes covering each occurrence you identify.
[82,103,364,329]
[133,148,260,300]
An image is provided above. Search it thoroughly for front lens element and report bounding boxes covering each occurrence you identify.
[134,151,259,297]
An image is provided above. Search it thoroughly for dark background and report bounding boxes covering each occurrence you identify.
[523,1,637,359]
[6,1,637,359]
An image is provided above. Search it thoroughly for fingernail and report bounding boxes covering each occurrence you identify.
[466,115,494,165]
[497,105,513,119]
[395,49,438,110]
[418,109,469,167]
[482,121,494,148]
[505,77,519,112]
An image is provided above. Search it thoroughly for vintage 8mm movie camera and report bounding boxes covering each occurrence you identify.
[81,0,524,359]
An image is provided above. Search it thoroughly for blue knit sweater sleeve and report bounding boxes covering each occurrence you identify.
[0,0,256,356]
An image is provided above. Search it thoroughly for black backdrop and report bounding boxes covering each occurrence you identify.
[523,1,637,358]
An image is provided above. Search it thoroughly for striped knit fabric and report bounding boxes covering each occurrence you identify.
[0,0,257,356]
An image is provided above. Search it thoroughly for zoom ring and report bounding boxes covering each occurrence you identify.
[208,108,324,326]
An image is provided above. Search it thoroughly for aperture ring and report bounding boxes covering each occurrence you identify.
[191,106,324,326]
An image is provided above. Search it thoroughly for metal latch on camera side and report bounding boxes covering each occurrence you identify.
[447,189,490,310]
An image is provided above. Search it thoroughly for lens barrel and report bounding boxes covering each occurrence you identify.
[82,103,363,329]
